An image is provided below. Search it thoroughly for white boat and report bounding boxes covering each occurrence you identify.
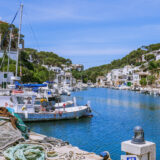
[62,89,71,96]
[4,92,92,122]
[59,87,71,96]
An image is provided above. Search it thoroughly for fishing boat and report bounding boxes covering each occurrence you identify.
[4,92,92,122]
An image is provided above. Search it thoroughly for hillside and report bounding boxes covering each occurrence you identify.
[0,22,72,83]
[24,48,72,67]
[72,43,160,83]
[1,22,160,84]
[0,48,72,83]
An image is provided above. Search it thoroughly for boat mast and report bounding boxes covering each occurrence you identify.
[16,3,23,77]
[7,27,12,72]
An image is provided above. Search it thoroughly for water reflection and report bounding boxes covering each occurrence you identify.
[106,98,160,110]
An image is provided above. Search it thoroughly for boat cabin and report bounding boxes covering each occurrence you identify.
[11,94,36,113]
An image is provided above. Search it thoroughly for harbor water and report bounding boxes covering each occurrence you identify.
[28,88,160,159]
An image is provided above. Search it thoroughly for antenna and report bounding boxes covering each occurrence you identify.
[16,3,23,77]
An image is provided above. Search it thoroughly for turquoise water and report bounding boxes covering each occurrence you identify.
[27,88,160,159]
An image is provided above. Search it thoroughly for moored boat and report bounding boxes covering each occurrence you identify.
[4,92,92,122]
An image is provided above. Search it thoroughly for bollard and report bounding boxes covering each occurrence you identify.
[121,126,156,160]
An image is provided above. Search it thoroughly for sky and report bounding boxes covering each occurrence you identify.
[0,0,160,69]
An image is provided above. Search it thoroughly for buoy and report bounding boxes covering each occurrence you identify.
[100,151,111,160]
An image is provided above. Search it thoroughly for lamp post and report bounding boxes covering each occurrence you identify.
[131,126,145,144]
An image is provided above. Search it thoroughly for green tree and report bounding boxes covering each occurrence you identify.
[148,61,157,70]
[147,75,156,85]
[140,78,147,86]
[145,54,155,61]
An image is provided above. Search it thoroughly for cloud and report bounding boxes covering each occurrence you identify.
[21,0,160,24]
[41,46,132,56]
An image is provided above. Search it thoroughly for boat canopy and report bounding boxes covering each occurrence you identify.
[15,81,47,88]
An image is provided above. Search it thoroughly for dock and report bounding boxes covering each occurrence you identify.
[0,131,102,160]
[29,131,102,160]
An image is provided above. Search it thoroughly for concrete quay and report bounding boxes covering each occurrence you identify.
[0,131,103,160]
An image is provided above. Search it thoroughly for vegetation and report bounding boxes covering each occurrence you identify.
[73,43,160,83]
[0,23,24,50]
[0,48,73,83]
[2,22,160,84]
[0,49,72,83]
[144,54,155,61]
[142,43,160,52]
[24,48,72,67]
[0,22,72,83]
[147,75,156,85]
[140,78,147,86]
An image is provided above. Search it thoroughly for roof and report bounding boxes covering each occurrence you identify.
[137,72,149,76]
[65,72,72,76]
[96,76,106,80]
[0,20,8,24]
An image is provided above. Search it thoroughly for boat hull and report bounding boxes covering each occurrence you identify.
[17,108,92,122]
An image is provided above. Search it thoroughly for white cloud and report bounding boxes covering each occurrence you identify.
[21,0,160,24]
[41,46,132,56]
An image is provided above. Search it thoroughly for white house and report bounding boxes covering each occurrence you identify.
[110,68,123,86]
[50,66,61,73]
[156,54,160,61]
[96,76,107,86]
[72,64,84,71]
[0,72,14,87]
[54,73,64,85]
[107,66,141,86]
[132,73,140,86]
[106,72,112,85]
[54,72,73,86]
[64,72,72,85]
[63,66,72,72]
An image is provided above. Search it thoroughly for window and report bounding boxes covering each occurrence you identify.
[4,73,7,78]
